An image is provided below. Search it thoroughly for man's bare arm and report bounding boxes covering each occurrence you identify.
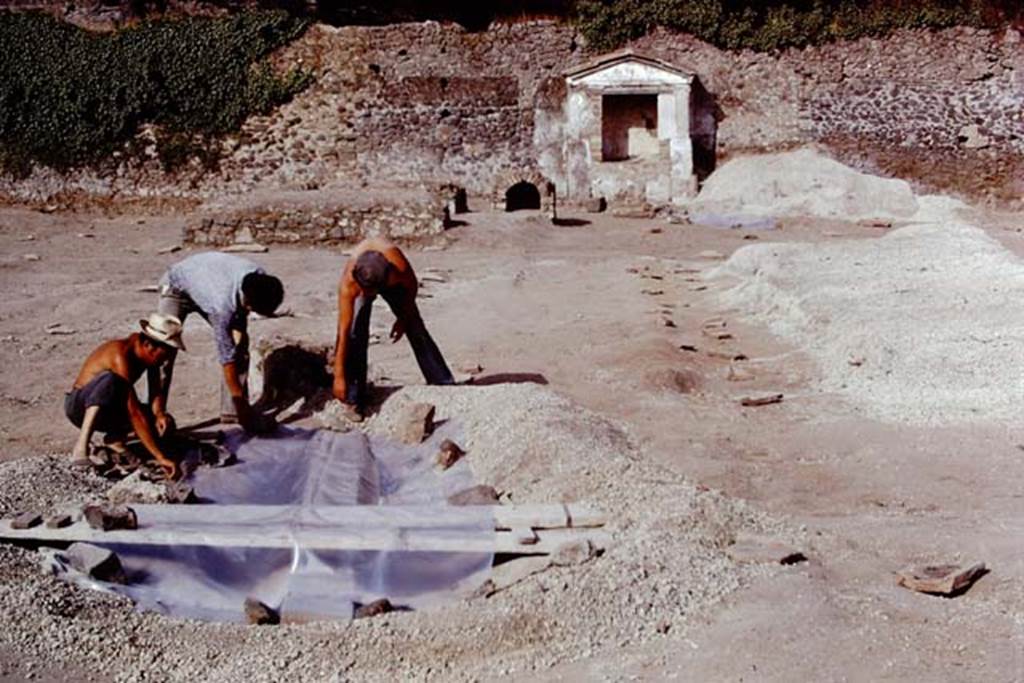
[333,277,357,401]
[125,388,177,479]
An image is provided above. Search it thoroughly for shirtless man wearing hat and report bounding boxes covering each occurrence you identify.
[64,313,185,479]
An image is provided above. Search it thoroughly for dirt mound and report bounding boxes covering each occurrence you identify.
[0,383,788,680]
[708,196,1024,425]
[691,147,919,221]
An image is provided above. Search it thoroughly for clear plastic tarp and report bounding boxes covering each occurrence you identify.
[51,424,494,622]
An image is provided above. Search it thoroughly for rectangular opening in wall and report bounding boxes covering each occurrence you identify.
[601,94,659,162]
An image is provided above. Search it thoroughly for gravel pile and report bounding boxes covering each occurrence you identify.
[690,147,919,221]
[709,196,1024,425]
[0,384,788,681]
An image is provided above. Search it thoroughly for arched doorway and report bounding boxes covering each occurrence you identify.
[505,181,541,211]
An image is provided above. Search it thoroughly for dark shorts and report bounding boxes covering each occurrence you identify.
[64,371,132,435]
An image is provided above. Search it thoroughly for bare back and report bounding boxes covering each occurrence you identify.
[340,238,416,296]
[72,335,145,389]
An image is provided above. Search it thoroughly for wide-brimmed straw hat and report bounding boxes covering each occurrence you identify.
[139,313,186,351]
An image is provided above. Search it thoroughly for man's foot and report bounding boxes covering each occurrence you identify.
[69,457,93,470]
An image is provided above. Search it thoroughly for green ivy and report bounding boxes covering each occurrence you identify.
[574,0,1014,53]
[0,10,312,176]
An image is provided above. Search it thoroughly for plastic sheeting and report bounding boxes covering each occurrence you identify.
[53,423,494,622]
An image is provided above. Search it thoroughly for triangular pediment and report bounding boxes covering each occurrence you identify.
[564,49,693,88]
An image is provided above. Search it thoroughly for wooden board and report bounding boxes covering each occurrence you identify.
[0,504,609,556]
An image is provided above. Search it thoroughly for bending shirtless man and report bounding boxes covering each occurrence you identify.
[64,314,184,479]
[333,238,454,418]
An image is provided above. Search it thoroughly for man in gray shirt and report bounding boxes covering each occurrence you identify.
[155,252,284,433]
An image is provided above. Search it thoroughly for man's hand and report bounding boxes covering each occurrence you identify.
[390,319,405,343]
[72,440,89,462]
[154,412,176,437]
[156,457,179,480]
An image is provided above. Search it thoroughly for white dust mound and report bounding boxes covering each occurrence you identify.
[709,198,1024,425]
[0,383,781,681]
[691,147,919,221]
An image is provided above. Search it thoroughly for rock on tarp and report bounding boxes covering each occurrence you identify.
[50,424,493,623]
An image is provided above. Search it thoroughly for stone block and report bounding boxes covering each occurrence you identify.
[165,481,198,504]
[65,542,127,584]
[244,597,280,625]
[45,513,73,529]
[550,539,597,567]
[83,504,138,531]
[436,439,466,470]
[397,402,435,444]
[353,598,394,619]
[11,511,42,530]
[106,471,167,505]
[447,485,500,506]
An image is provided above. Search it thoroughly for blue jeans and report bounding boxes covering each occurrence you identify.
[157,283,249,417]
[344,295,454,409]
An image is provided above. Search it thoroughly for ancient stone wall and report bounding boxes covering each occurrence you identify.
[1,20,1021,208]
[183,185,450,246]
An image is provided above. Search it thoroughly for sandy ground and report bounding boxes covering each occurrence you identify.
[0,173,1023,680]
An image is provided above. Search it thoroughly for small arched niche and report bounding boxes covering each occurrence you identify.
[504,181,541,212]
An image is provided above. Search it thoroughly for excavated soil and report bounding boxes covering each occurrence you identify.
[0,149,1021,681]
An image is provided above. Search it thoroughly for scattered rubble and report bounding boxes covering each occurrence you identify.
[353,598,394,619]
[222,243,269,254]
[740,394,784,407]
[44,323,76,336]
[83,504,138,531]
[396,402,435,444]
[550,539,597,567]
[475,556,551,597]
[897,562,986,596]
[726,363,754,382]
[243,598,279,625]
[45,513,73,529]
[165,481,198,505]
[11,512,42,530]
[727,533,805,565]
[64,543,127,584]
[106,472,167,505]
[436,439,466,470]
[447,485,500,506]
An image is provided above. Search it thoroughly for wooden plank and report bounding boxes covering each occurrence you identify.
[12,504,606,532]
[493,504,606,530]
[0,517,609,555]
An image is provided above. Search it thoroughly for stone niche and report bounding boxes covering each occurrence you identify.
[491,168,557,216]
[563,49,717,206]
